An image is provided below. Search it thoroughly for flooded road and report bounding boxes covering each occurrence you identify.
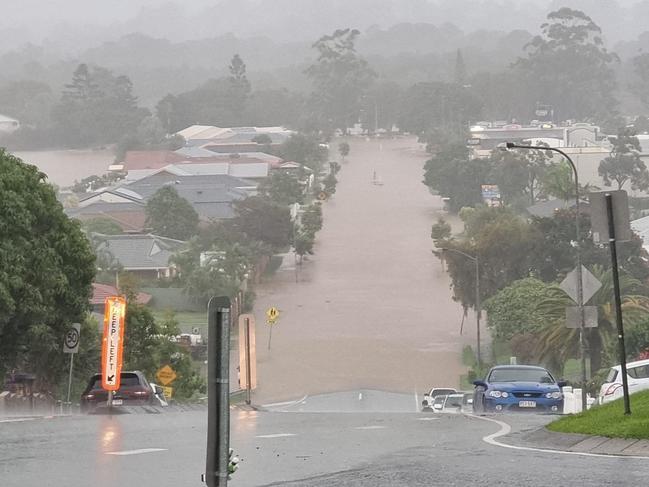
[252,136,472,403]
[11,149,113,187]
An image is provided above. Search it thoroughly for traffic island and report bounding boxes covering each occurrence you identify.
[521,389,649,457]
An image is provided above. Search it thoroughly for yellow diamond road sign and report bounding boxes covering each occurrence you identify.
[266,307,280,324]
[156,365,177,386]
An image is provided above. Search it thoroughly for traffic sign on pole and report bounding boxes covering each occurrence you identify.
[589,190,631,243]
[156,365,177,386]
[560,265,602,305]
[101,296,126,391]
[63,323,81,354]
[266,307,280,324]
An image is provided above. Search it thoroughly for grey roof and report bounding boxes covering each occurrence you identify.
[67,201,144,216]
[95,234,185,270]
[121,173,254,198]
[174,146,218,158]
[526,198,578,218]
[631,215,649,245]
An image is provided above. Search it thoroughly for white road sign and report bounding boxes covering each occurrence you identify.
[559,266,602,305]
[63,323,81,354]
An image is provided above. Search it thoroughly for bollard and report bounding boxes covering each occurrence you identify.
[573,388,583,413]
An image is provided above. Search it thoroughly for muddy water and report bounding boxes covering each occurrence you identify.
[252,136,474,403]
[11,149,114,187]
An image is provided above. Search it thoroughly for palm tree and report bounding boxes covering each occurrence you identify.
[534,265,649,375]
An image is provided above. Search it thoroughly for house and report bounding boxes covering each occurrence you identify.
[94,234,185,279]
[0,114,20,133]
[176,125,293,150]
[91,283,151,313]
[67,172,254,231]
[631,215,649,252]
[525,198,590,219]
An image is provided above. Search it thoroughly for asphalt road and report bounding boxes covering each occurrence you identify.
[3,392,649,487]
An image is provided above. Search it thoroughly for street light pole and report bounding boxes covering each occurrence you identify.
[504,142,588,411]
[438,248,481,369]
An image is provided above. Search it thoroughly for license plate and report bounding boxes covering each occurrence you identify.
[112,399,123,406]
[519,400,536,408]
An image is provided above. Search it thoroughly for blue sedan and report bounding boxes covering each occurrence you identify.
[472,365,566,413]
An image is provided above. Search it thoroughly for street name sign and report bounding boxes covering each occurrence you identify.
[63,323,81,354]
[101,296,126,391]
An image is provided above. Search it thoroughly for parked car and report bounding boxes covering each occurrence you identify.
[441,393,465,413]
[421,387,457,411]
[80,371,155,412]
[473,365,566,413]
[431,394,448,412]
[598,358,649,404]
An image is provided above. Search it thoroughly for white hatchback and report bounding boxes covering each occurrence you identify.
[598,358,649,404]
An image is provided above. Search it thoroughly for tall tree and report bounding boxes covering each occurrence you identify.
[454,49,467,86]
[513,8,619,122]
[423,142,490,212]
[599,127,649,190]
[232,196,292,251]
[0,150,96,388]
[305,28,376,134]
[145,186,199,240]
[228,54,251,124]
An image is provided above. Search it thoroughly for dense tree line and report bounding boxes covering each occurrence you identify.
[5,7,649,151]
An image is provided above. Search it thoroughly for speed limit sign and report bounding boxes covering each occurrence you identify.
[63,323,81,354]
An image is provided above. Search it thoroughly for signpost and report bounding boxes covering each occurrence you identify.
[238,314,257,405]
[101,296,127,408]
[589,191,632,415]
[266,307,280,351]
[63,323,81,413]
[205,296,231,487]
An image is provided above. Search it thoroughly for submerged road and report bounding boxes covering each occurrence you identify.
[252,136,471,404]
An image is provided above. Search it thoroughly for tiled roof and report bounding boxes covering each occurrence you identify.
[91,283,151,306]
[123,151,184,169]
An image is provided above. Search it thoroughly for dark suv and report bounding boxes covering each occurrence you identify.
[80,371,154,412]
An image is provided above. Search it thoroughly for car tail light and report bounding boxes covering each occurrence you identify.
[84,394,95,400]
[132,389,150,397]
[604,383,622,396]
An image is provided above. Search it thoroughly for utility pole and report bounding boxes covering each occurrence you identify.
[605,193,631,415]
[205,296,231,487]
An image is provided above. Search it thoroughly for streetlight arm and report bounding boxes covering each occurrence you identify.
[505,143,579,190]
[438,247,477,262]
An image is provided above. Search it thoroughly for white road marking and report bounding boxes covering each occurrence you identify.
[418,417,439,421]
[354,425,386,430]
[358,393,363,401]
[261,395,308,409]
[106,448,167,456]
[414,391,419,412]
[256,433,296,439]
[0,418,37,423]
[470,414,649,460]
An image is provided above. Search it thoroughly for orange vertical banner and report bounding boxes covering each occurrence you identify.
[101,296,127,391]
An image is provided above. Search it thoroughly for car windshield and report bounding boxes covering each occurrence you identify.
[488,368,555,384]
[5,2,649,486]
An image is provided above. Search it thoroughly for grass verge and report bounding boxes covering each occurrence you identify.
[547,389,649,439]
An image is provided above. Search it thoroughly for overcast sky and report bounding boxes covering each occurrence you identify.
[1,0,647,52]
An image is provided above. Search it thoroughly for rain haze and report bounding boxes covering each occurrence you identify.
[4,1,649,486]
